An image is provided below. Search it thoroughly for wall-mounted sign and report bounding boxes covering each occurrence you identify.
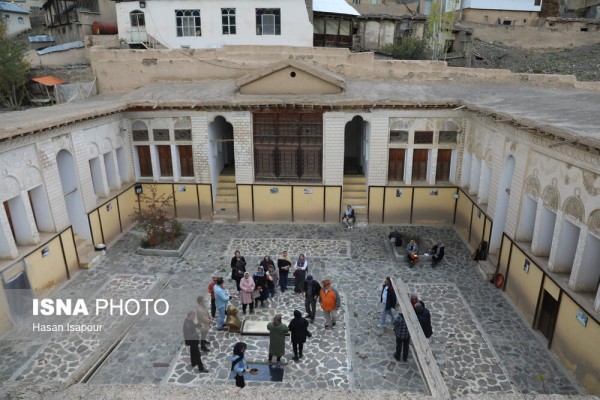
[523,259,530,273]
[430,190,439,196]
[134,184,143,195]
[270,188,279,194]
[41,247,50,257]
[304,188,312,195]
[396,189,402,198]
[106,203,112,212]
[453,193,459,199]
[576,310,588,327]
[178,186,186,192]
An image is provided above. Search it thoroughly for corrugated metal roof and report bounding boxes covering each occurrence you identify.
[0,1,29,14]
[313,0,360,16]
[31,76,65,86]
[29,35,55,43]
[37,40,84,55]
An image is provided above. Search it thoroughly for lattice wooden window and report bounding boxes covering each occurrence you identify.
[253,112,323,182]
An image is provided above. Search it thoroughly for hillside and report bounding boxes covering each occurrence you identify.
[471,39,600,82]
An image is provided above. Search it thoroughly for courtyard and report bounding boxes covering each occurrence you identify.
[0,221,583,396]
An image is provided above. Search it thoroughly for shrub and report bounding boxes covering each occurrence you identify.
[382,37,430,60]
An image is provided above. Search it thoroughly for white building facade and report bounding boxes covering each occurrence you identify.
[116,0,314,48]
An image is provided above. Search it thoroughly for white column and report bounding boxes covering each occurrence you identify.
[366,113,389,186]
[531,201,549,256]
[322,112,346,186]
[405,148,414,185]
[37,139,69,231]
[594,285,600,312]
[468,157,480,196]
[429,148,438,185]
[171,144,180,181]
[0,204,18,258]
[230,112,253,184]
[568,226,590,291]
[191,113,210,183]
[547,211,566,273]
[7,193,39,245]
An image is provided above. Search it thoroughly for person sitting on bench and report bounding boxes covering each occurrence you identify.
[406,239,419,265]
[431,240,445,266]
[341,205,355,229]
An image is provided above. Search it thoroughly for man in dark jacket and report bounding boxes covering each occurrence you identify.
[378,277,397,332]
[431,240,445,267]
[288,310,310,361]
[393,312,410,362]
[415,302,433,338]
[183,311,209,373]
[230,250,246,291]
[303,275,321,323]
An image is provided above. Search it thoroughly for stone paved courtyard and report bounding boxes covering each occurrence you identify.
[0,221,583,396]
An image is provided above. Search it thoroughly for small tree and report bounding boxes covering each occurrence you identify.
[0,19,30,108]
[427,0,459,61]
[132,185,182,248]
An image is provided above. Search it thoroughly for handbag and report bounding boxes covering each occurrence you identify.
[293,270,299,278]
[252,290,260,299]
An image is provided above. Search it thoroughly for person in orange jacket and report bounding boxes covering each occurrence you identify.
[319,279,340,329]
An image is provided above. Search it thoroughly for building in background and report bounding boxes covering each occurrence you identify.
[0,1,31,37]
[457,0,544,26]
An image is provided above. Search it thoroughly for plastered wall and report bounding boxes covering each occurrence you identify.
[552,296,600,393]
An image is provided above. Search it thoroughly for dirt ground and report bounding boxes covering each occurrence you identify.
[470,39,600,81]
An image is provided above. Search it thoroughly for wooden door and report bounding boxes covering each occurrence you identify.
[537,291,559,341]
[412,149,429,182]
[388,149,405,181]
[436,149,452,182]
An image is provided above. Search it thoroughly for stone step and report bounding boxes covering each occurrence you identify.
[343,183,366,191]
[343,176,366,184]
[218,175,236,183]
[342,198,368,205]
[215,198,237,206]
[217,187,237,195]
[216,194,237,202]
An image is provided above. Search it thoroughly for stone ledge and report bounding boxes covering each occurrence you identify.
[135,233,193,257]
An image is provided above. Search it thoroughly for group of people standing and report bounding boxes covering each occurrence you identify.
[231,250,312,310]
[181,249,339,385]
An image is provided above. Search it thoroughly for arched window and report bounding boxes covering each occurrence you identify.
[176,9,201,37]
[222,8,236,35]
[130,10,145,27]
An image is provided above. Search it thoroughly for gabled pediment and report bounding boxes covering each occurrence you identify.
[236,60,345,95]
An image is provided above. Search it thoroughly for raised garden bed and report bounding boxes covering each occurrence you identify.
[135,233,193,257]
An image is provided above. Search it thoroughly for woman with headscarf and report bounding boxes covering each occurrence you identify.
[277,250,292,292]
[260,255,275,272]
[231,342,257,388]
[253,266,268,307]
[288,309,310,361]
[267,265,278,298]
[267,314,289,363]
[239,271,256,315]
[293,254,308,294]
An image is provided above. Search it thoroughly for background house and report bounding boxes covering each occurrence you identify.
[115,0,314,49]
[457,0,544,26]
[42,0,116,44]
[0,1,31,37]
[313,0,360,48]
